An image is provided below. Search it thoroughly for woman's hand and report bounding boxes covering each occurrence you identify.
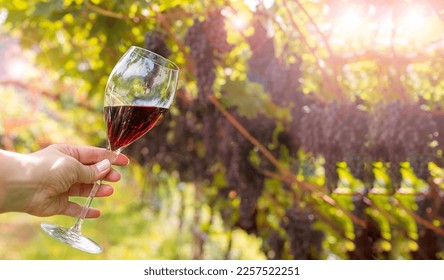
[0,144,129,218]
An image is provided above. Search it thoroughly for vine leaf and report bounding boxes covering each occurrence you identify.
[31,0,64,17]
[221,79,268,118]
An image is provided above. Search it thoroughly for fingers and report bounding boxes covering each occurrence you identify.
[63,201,101,219]
[77,160,123,184]
[53,144,130,166]
[103,168,121,182]
[64,184,114,218]
[76,158,111,183]
[68,183,114,197]
[46,144,127,184]
[111,153,130,166]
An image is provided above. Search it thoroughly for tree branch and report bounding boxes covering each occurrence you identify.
[293,0,343,88]
[282,0,344,101]
[394,198,444,236]
[84,0,128,20]
[263,169,368,228]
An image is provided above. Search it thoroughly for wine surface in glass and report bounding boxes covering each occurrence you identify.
[104,105,167,151]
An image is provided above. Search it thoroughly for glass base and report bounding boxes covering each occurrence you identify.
[41,223,103,254]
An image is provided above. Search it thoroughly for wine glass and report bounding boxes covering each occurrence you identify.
[40,46,179,253]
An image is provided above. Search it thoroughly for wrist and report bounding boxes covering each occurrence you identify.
[0,150,38,213]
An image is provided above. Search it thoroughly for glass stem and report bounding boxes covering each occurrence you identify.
[70,148,120,233]
[70,181,102,232]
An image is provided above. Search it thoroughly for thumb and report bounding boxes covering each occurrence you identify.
[77,159,111,183]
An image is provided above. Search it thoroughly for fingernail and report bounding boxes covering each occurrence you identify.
[96,159,111,173]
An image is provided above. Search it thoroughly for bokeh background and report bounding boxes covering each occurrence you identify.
[1,0,444,260]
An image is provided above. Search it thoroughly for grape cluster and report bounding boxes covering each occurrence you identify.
[144,30,171,58]
[348,195,387,259]
[264,230,285,259]
[246,16,305,164]
[217,112,279,233]
[297,100,438,191]
[185,12,232,102]
[299,101,370,191]
[281,206,323,259]
[297,101,325,156]
[142,31,172,90]
[368,101,437,187]
[184,19,216,101]
[203,9,233,54]
[246,19,302,106]
[188,15,293,234]
[413,194,444,259]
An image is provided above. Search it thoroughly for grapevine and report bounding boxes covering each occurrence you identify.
[86,4,444,260]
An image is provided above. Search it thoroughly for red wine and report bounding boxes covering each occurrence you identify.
[104,105,167,151]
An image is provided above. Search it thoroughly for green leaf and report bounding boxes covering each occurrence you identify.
[30,0,65,17]
[221,79,268,118]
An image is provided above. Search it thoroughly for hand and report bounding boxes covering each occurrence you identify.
[0,144,129,218]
